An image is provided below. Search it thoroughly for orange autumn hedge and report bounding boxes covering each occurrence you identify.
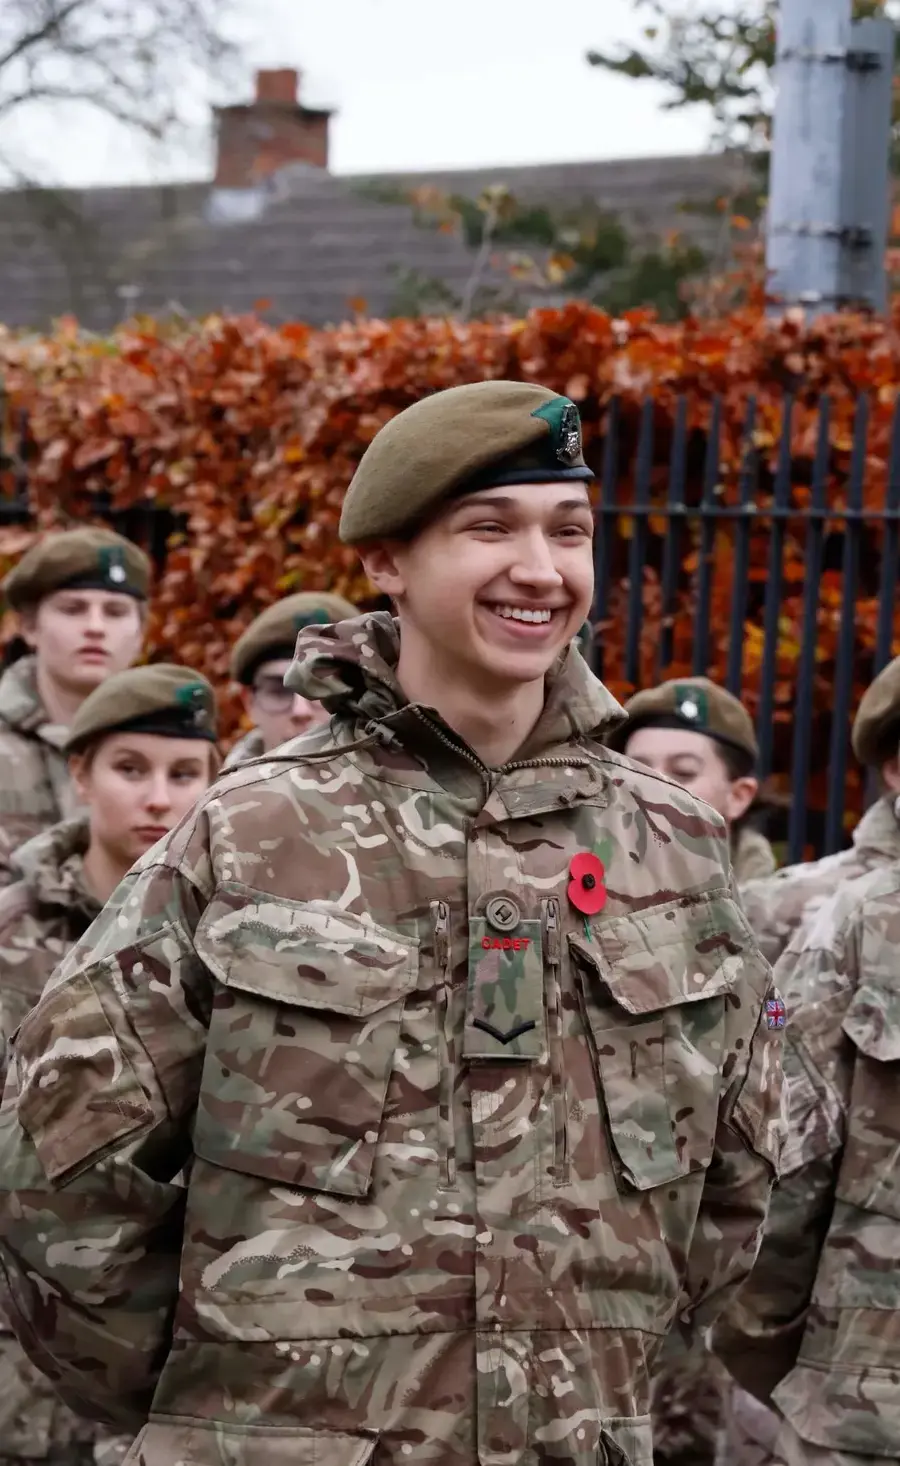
[1,299,899,831]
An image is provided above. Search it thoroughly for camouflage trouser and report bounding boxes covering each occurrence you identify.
[715,1385,780,1466]
[650,1333,730,1466]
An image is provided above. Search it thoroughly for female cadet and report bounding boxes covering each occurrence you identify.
[0,663,218,1466]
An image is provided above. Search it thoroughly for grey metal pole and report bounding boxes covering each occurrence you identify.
[766,0,894,313]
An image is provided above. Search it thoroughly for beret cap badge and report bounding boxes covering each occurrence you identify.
[99,545,129,586]
[176,682,213,731]
[531,396,583,467]
[674,686,708,726]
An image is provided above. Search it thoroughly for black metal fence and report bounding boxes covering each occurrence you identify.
[3,387,899,865]
[588,391,900,864]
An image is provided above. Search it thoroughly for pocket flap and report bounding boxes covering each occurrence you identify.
[569,898,748,1013]
[124,1421,378,1466]
[773,1361,900,1457]
[195,886,418,1014]
[842,980,900,1062]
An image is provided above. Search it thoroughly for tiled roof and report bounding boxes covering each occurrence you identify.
[0,151,752,329]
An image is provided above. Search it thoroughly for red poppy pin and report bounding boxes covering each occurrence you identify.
[568,852,607,938]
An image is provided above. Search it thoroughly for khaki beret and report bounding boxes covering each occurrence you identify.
[65,664,217,755]
[4,528,151,611]
[852,656,900,766]
[606,676,759,767]
[339,380,593,544]
[231,592,358,685]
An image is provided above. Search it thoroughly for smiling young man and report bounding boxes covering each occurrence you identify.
[0,527,149,886]
[0,382,782,1466]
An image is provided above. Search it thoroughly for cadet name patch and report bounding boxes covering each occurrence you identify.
[481,936,532,951]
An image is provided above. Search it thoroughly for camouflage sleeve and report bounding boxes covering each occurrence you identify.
[677,932,786,1340]
[710,903,852,1400]
[0,847,212,1432]
[0,824,18,890]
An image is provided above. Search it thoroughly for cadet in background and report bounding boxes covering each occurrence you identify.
[224,590,356,768]
[0,663,218,1466]
[607,676,775,885]
[0,383,782,1466]
[714,847,900,1466]
[742,654,900,965]
[0,529,149,886]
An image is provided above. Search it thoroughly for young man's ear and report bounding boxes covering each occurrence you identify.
[357,542,407,600]
[880,750,900,795]
[725,775,759,824]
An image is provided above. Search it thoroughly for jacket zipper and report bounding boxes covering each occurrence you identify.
[543,896,569,1185]
[412,707,596,780]
[432,898,457,1190]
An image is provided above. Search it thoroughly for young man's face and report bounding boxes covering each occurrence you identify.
[362,482,595,690]
[248,657,331,752]
[24,589,144,696]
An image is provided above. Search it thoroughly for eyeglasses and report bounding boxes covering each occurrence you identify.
[251,678,294,714]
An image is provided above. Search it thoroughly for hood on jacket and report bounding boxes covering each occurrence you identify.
[10,815,98,920]
[284,611,625,763]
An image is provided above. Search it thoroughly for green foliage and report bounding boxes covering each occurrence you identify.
[393,183,708,320]
[598,242,710,320]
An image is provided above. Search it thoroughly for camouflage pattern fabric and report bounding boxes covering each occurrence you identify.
[0,817,133,1466]
[716,1386,780,1466]
[221,726,265,770]
[712,858,900,1464]
[0,818,100,1048]
[740,796,900,966]
[0,613,784,1466]
[0,658,78,889]
[733,828,777,885]
[651,821,775,1466]
[650,1334,730,1466]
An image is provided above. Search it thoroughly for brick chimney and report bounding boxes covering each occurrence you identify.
[213,69,332,187]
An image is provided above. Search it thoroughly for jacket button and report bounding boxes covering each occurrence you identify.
[485,895,521,932]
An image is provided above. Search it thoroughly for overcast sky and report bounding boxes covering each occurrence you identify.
[7,0,715,187]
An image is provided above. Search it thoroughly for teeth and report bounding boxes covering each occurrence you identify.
[495,606,553,623]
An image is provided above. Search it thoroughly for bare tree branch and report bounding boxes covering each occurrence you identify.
[0,0,236,179]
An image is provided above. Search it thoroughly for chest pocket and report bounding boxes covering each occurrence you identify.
[570,901,741,1191]
[193,889,419,1199]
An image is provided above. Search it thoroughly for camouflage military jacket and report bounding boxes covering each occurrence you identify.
[0,657,78,889]
[713,859,900,1461]
[740,796,900,966]
[732,827,776,885]
[0,816,132,1465]
[0,816,99,1049]
[222,726,265,770]
[0,614,783,1466]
